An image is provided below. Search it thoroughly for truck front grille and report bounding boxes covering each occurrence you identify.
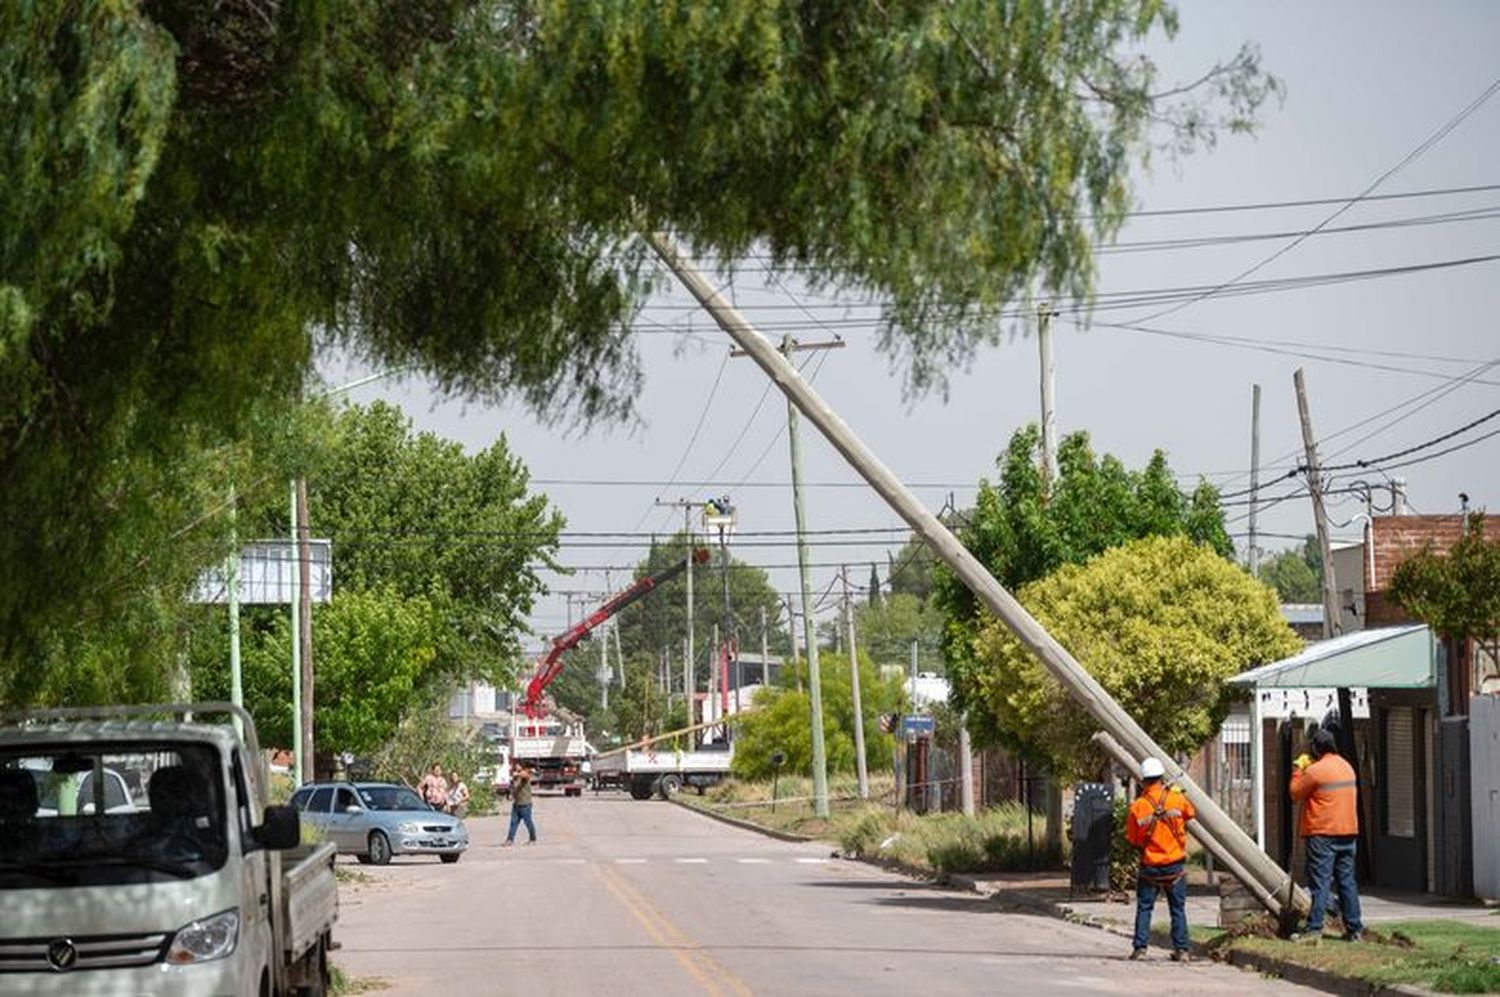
[0,932,170,972]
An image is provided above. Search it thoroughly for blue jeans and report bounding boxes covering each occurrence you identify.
[1304,835,1362,935]
[1133,860,1188,951]
[506,804,537,843]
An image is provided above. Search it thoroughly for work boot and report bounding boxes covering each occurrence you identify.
[1170,949,1190,963]
[1343,930,1363,943]
[1294,932,1322,946]
[1128,948,1147,961]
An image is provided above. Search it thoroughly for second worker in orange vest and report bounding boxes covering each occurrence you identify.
[1124,757,1196,961]
[1289,727,1363,942]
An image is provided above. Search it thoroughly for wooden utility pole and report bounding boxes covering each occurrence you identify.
[1293,369,1342,639]
[646,231,1309,922]
[1248,384,1262,577]
[841,566,869,799]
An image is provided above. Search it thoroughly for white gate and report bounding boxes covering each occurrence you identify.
[1471,695,1500,900]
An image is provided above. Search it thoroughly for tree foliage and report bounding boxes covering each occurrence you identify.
[935,424,1234,734]
[732,651,904,781]
[2,2,1277,688]
[969,536,1299,779]
[855,593,946,672]
[1256,535,1323,604]
[1390,515,1500,645]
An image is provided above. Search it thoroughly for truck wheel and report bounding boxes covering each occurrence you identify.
[629,779,654,801]
[367,830,392,866]
[293,937,330,997]
[656,774,683,799]
[440,853,461,864]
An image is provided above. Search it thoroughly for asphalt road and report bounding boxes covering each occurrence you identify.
[334,795,1317,996]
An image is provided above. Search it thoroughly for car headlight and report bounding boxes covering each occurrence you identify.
[166,909,239,964]
[397,821,423,833]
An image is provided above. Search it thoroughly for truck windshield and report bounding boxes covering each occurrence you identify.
[0,743,228,890]
[357,786,429,812]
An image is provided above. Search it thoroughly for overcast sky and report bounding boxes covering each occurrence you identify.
[327,2,1500,654]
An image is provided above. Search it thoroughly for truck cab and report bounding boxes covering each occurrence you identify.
[0,703,335,997]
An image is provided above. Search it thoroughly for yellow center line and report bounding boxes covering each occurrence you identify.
[594,862,755,997]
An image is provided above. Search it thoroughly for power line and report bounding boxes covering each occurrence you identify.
[1320,408,1500,472]
[1130,74,1500,324]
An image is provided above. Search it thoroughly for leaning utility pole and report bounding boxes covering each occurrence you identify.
[1293,369,1342,639]
[1248,384,1263,577]
[647,231,1308,922]
[841,566,869,799]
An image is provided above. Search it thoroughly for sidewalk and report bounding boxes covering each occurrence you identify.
[950,868,1498,935]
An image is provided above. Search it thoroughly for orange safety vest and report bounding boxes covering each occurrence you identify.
[1290,753,1359,837]
[1126,783,1195,867]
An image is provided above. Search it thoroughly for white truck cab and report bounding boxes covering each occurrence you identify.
[0,703,336,997]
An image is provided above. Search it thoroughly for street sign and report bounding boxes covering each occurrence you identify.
[901,714,935,736]
[191,540,332,605]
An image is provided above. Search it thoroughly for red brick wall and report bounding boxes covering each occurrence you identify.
[1369,514,1500,591]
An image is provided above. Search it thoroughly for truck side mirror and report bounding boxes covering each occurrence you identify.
[253,804,302,851]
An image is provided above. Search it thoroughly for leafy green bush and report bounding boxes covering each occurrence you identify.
[834,803,1058,874]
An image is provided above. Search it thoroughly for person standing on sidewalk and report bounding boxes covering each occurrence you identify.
[503,766,537,846]
[1125,757,1196,962]
[1290,727,1363,943]
[417,763,449,810]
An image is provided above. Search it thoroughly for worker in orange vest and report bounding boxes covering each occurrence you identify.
[1290,727,1363,943]
[1124,757,1196,961]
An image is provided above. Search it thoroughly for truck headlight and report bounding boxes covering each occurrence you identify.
[166,909,239,964]
[398,821,423,833]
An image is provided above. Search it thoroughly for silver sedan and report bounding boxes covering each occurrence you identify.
[290,781,469,865]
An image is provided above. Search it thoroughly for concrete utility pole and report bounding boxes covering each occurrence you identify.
[785,596,802,692]
[759,606,769,692]
[842,566,869,799]
[598,622,610,710]
[1293,369,1342,639]
[1037,303,1058,486]
[295,474,315,783]
[1248,384,1262,577]
[647,231,1308,921]
[959,719,976,817]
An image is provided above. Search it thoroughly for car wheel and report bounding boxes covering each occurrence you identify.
[368,830,392,866]
[440,853,461,864]
[656,774,683,799]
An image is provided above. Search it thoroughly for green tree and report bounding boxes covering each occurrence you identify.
[1256,535,1324,603]
[732,651,904,781]
[935,425,1234,739]
[615,534,790,683]
[970,535,1299,779]
[1390,514,1500,669]
[2,2,1277,694]
[855,593,946,673]
[308,401,562,684]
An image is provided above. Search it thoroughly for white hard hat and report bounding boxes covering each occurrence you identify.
[1140,757,1165,779]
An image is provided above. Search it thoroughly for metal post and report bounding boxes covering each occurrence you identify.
[842,566,869,799]
[226,487,243,735]
[646,231,1306,919]
[1294,369,1342,639]
[295,474,315,783]
[1248,384,1262,577]
[289,481,303,785]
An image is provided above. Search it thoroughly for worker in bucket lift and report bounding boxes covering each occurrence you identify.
[1125,757,1196,962]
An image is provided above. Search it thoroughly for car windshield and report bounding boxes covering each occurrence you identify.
[0,742,228,890]
[357,786,429,812]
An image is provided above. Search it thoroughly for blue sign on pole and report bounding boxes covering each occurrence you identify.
[901,714,935,736]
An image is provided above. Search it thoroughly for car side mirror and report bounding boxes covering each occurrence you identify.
[252,804,301,851]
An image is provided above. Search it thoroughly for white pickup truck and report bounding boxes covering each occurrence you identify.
[592,743,733,800]
[0,703,337,996]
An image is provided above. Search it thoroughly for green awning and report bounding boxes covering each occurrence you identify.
[1231,624,1434,689]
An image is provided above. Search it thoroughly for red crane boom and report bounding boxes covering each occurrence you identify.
[522,549,710,718]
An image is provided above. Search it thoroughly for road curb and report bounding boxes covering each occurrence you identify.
[1225,948,1438,997]
[670,798,817,843]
